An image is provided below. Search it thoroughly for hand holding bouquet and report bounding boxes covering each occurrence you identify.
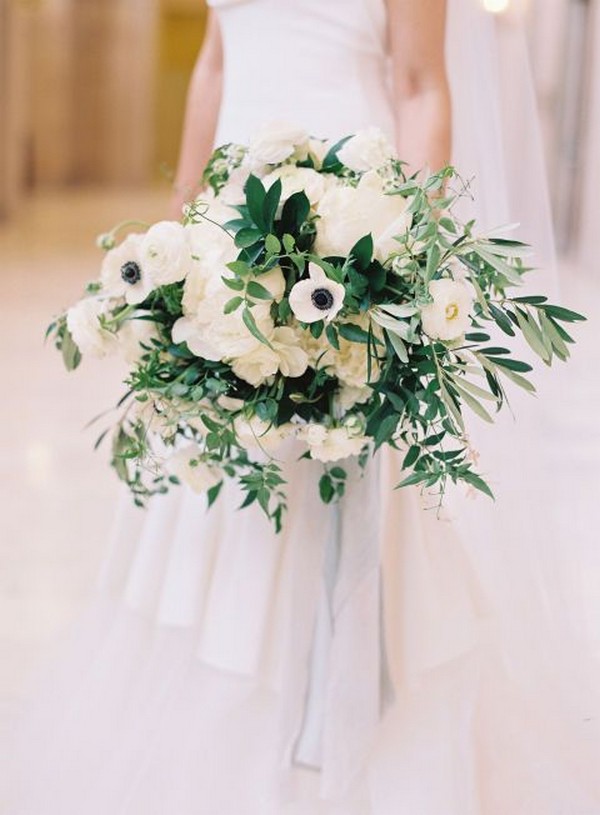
[49,123,584,531]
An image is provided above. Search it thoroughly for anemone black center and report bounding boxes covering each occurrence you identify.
[120,261,142,285]
[311,287,334,310]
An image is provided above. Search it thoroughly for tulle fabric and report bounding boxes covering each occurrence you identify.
[5,0,600,812]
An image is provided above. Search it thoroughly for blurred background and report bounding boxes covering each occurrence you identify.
[0,0,598,733]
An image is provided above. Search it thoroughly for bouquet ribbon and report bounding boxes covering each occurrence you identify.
[283,456,395,799]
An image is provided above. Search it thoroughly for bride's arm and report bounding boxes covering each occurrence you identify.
[386,0,451,175]
[170,12,223,217]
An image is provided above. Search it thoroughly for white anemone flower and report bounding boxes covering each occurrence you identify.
[288,263,345,324]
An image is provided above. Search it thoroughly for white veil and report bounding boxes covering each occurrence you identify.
[443,0,600,794]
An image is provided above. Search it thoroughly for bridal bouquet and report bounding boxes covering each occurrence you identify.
[48,123,584,530]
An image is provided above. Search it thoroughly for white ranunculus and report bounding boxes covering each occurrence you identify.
[66,297,119,358]
[337,127,396,173]
[233,415,294,453]
[118,316,158,364]
[420,278,474,341]
[262,165,326,207]
[100,233,152,305]
[140,221,192,287]
[165,444,222,493]
[299,424,367,463]
[219,165,251,206]
[315,172,412,263]
[289,263,345,324]
[248,121,310,166]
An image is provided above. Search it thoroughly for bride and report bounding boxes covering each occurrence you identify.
[6,1,600,813]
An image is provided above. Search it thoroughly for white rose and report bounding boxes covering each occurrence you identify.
[315,172,412,263]
[262,165,326,207]
[165,444,222,493]
[118,315,158,364]
[289,263,345,324]
[66,297,119,358]
[300,424,367,463]
[248,121,310,166]
[140,221,192,287]
[420,278,474,341]
[100,233,151,305]
[337,127,396,173]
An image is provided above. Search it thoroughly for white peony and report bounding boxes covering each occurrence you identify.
[248,121,310,166]
[289,263,346,324]
[165,444,222,493]
[66,296,119,358]
[100,233,152,305]
[140,221,192,287]
[262,165,326,207]
[337,127,396,173]
[298,424,368,463]
[420,278,474,341]
[230,324,308,387]
[315,172,412,263]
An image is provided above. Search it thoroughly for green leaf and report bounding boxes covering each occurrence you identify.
[495,365,536,393]
[280,191,310,235]
[514,308,552,362]
[319,474,335,503]
[325,323,340,350]
[321,135,352,173]
[330,466,347,480]
[448,374,498,402]
[207,480,224,508]
[462,470,495,500]
[264,179,282,231]
[386,329,408,363]
[222,276,245,291]
[338,322,372,344]
[242,306,273,348]
[396,471,430,489]
[224,296,243,314]
[451,381,494,423]
[265,233,281,255]
[349,234,374,271]
[492,357,533,373]
[61,326,82,371]
[489,304,515,336]
[403,445,421,468]
[540,304,586,323]
[226,260,251,277]
[282,233,295,253]
[245,174,267,231]
[235,227,263,249]
[246,280,274,301]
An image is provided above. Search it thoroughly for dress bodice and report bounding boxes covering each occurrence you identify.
[207,0,395,144]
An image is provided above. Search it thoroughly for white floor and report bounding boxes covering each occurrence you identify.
[0,188,598,731]
[0,188,167,712]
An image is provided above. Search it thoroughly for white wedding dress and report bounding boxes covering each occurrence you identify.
[5,1,600,813]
